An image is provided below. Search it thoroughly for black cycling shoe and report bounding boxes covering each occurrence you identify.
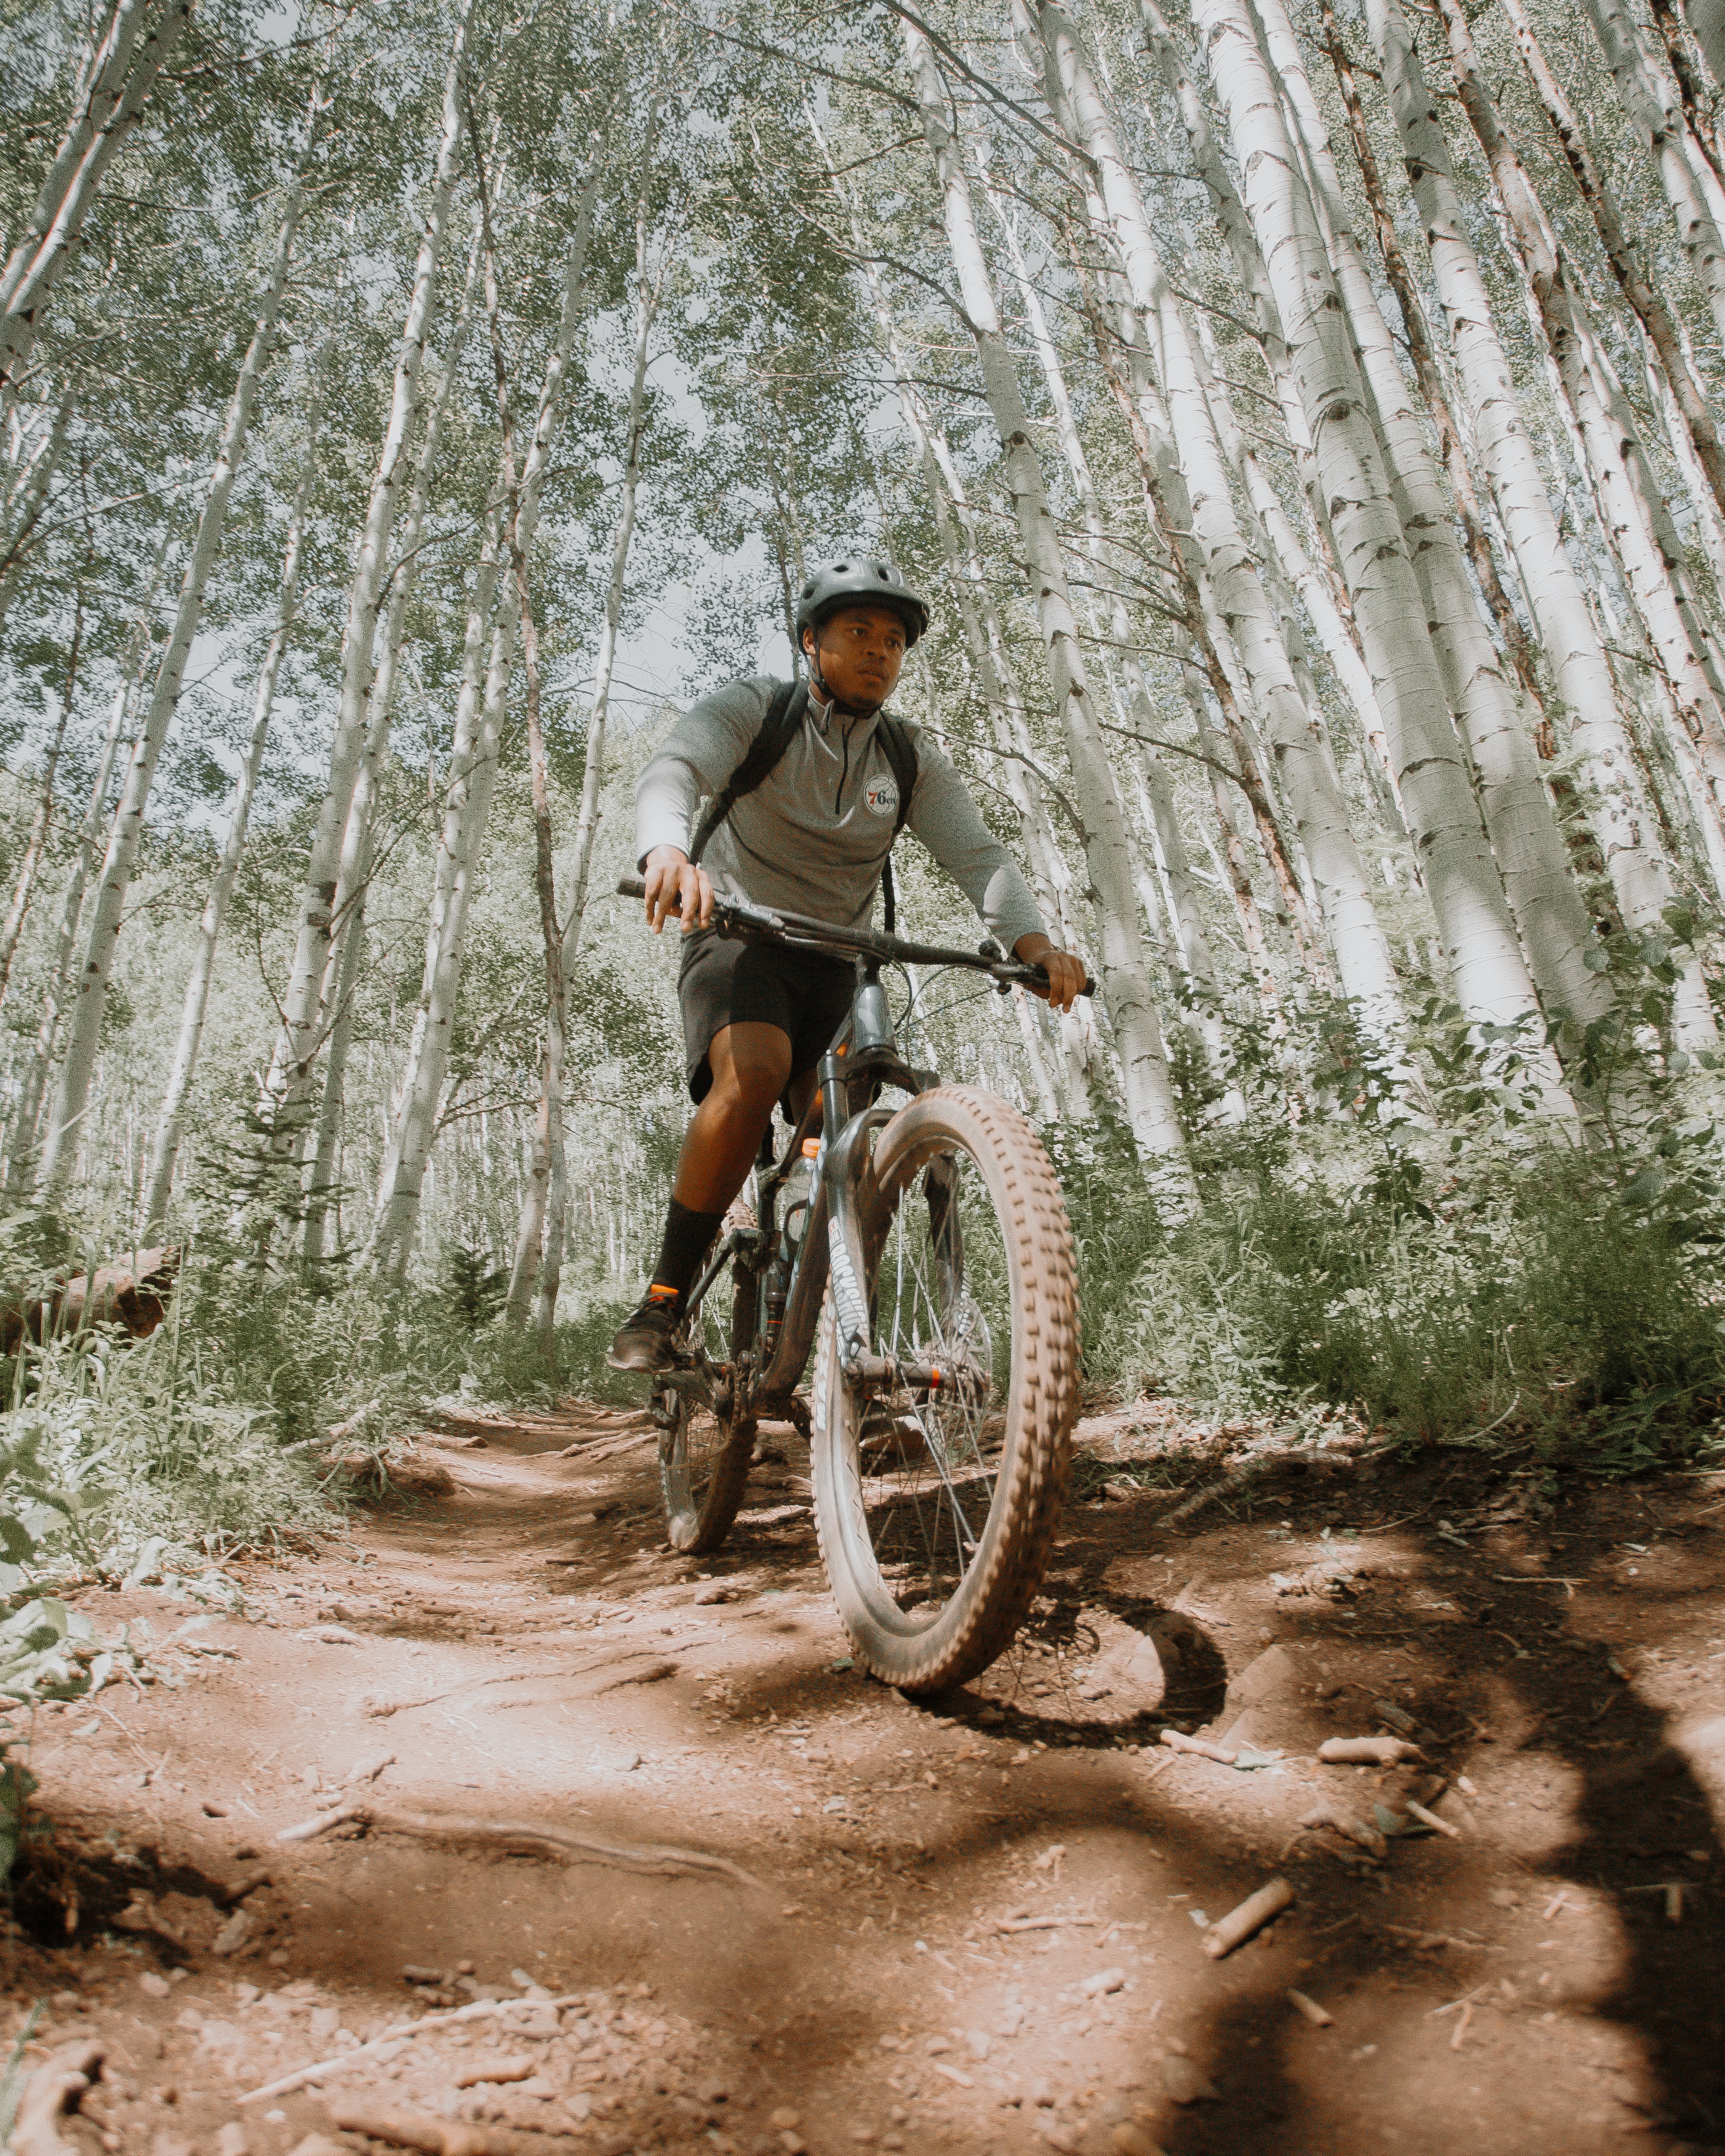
[606,1292,683,1373]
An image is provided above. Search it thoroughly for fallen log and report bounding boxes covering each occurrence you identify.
[0,1246,179,1354]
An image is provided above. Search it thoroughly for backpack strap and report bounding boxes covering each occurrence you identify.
[873,712,919,934]
[685,680,920,931]
[686,678,807,867]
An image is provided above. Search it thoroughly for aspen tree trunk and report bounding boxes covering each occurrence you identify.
[3,518,168,1191]
[812,105,1102,1108]
[1253,0,1611,1051]
[1185,671,1288,1040]
[1033,0,1413,1069]
[299,251,481,1271]
[368,518,503,1270]
[901,17,1191,1191]
[1441,3,1725,881]
[1501,0,1725,523]
[262,17,470,1146]
[142,440,318,1237]
[1193,0,1561,1068]
[370,181,598,1280]
[0,611,80,1011]
[514,140,656,1344]
[0,399,70,626]
[35,157,309,1201]
[1321,8,1546,714]
[1372,0,1710,1047]
[555,139,659,971]
[1071,259,1327,993]
[824,127,1092,1109]
[1648,0,1725,164]
[0,0,192,412]
[1580,0,1725,354]
[979,172,1230,1087]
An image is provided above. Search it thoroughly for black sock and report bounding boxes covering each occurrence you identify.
[649,1199,725,1301]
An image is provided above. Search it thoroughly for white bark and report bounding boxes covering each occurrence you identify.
[1581,0,1725,354]
[263,5,472,1138]
[1032,0,1413,1071]
[36,159,308,1199]
[557,157,656,970]
[143,432,318,1236]
[978,159,1230,1091]
[0,0,192,411]
[0,398,70,626]
[514,144,652,1335]
[902,16,1192,1193]
[299,247,483,1270]
[1373,0,1704,1042]
[1252,0,1609,1050]
[370,181,598,1278]
[1193,0,1556,1070]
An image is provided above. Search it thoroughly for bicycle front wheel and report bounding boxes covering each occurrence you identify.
[811,1086,1080,1692]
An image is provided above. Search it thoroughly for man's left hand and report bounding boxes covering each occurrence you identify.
[1012,933,1087,1013]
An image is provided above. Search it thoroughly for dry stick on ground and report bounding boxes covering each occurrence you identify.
[1156,1459,1264,1528]
[1203,1877,1295,1957]
[272,1802,765,1889]
[243,1993,590,2105]
[328,2097,580,2156]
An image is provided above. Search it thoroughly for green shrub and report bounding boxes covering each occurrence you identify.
[1103,1119,1725,1471]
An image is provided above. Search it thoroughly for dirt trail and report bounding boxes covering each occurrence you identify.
[6,1400,1724,2156]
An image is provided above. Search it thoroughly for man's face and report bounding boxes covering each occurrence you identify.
[803,602,908,708]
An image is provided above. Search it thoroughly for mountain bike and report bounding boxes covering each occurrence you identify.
[616,874,1087,1693]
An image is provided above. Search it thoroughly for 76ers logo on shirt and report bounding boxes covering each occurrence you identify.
[863,776,900,819]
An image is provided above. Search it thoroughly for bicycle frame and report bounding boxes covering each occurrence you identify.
[663,956,928,1429]
[616,872,1092,1434]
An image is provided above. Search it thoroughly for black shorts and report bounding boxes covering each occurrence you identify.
[678,929,855,1105]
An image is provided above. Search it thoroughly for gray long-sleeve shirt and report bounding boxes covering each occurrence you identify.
[635,675,1046,949]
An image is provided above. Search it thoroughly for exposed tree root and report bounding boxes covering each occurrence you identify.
[273,1802,766,1889]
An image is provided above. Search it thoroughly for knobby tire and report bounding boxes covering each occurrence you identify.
[810,1086,1080,1693]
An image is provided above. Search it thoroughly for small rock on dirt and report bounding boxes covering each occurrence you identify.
[1162,2056,1220,2105]
[1081,1967,1126,1997]
[454,2053,536,2088]
[139,1972,170,2000]
[215,2127,249,2156]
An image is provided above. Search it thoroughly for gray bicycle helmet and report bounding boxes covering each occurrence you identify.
[794,555,930,648]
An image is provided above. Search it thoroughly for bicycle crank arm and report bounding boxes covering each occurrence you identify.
[656,1362,725,1417]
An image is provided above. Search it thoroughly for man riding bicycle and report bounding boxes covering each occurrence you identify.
[608,554,1086,1376]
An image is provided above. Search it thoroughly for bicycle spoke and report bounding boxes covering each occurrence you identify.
[846,1138,1011,1624]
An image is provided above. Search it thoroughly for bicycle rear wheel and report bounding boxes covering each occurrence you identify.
[810,1086,1079,1693]
[654,1232,757,1555]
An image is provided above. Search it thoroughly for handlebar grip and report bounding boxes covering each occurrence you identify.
[1026,964,1099,999]
[617,874,646,899]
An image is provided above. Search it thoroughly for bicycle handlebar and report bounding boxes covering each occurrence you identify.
[615,874,1094,998]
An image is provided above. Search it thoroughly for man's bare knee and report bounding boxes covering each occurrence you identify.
[708,1025,792,1117]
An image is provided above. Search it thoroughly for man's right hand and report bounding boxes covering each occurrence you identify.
[643,846,715,934]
